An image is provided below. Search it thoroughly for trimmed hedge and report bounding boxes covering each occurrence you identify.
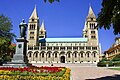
[113,61,120,66]
[97,61,106,67]
[97,61,113,67]
[112,54,120,61]
[97,61,120,67]
[97,56,120,67]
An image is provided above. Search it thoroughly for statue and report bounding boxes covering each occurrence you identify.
[3,19,29,68]
[19,19,28,38]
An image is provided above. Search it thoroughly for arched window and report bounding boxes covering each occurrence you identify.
[74,53,77,58]
[91,18,93,21]
[35,53,38,57]
[34,52,38,58]
[87,53,89,57]
[91,36,96,39]
[94,53,96,57]
[91,31,95,34]
[34,24,35,29]
[68,53,70,58]
[32,19,34,21]
[28,51,32,57]
[85,35,87,38]
[81,53,83,58]
[30,24,32,29]
[86,51,91,58]
[92,51,97,58]
[92,23,94,29]
[29,53,31,57]
[42,53,44,58]
[31,25,33,29]
[41,31,43,34]
[55,53,57,58]
[48,53,51,58]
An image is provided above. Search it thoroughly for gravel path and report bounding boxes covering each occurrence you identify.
[69,66,120,80]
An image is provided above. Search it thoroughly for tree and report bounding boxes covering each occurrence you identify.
[112,54,120,61]
[0,14,16,40]
[44,0,59,3]
[97,0,120,35]
[101,57,109,62]
[0,14,16,63]
[111,54,120,66]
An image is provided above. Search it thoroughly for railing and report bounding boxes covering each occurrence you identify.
[27,46,99,51]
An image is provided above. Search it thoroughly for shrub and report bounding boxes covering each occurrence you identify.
[4,56,11,61]
[97,61,106,67]
[112,54,120,61]
[113,61,120,66]
[110,54,120,67]
[108,61,114,67]
[97,61,113,67]
[101,57,109,61]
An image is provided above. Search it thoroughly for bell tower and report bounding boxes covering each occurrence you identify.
[28,6,40,46]
[83,6,99,46]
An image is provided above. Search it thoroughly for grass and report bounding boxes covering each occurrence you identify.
[109,67,120,71]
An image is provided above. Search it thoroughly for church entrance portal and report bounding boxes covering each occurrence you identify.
[60,56,65,63]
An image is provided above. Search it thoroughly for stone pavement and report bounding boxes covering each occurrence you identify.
[33,63,120,80]
[69,66,120,80]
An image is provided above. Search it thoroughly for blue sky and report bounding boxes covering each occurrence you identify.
[0,0,117,53]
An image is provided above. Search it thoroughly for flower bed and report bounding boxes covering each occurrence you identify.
[0,66,71,80]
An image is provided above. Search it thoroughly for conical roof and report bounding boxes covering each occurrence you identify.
[40,20,46,31]
[87,6,96,19]
[29,5,38,19]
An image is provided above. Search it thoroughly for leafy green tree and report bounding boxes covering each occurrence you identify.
[0,14,16,40]
[111,54,120,66]
[97,0,120,35]
[112,54,120,61]
[101,57,109,62]
[0,38,11,55]
[44,0,59,3]
[0,14,16,62]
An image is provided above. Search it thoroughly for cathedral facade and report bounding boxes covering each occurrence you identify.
[27,6,101,64]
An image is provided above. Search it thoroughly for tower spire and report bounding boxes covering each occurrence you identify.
[29,5,38,19]
[40,20,46,31]
[87,6,96,19]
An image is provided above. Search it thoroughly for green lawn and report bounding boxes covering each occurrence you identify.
[109,68,120,71]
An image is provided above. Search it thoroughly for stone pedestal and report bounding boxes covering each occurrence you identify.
[3,38,28,68]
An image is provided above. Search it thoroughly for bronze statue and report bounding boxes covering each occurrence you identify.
[19,19,28,38]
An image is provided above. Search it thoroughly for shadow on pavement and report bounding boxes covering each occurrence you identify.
[86,74,120,80]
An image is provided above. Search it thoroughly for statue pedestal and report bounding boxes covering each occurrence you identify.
[3,38,28,68]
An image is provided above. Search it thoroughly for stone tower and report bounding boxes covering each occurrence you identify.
[28,6,40,46]
[83,6,99,46]
[39,21,46,38]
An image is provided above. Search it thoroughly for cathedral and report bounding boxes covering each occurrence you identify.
[27,6,101,64]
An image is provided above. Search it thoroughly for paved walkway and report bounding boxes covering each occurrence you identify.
[69,66,120,80]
